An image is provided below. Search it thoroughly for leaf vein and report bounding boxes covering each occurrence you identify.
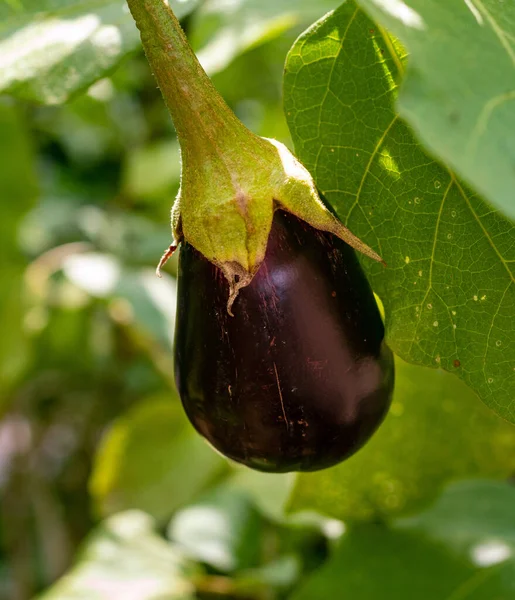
[472,0,515,66]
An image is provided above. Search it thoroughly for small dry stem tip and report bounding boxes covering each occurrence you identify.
[226,280,245,317]
[220,263,254,317]
[156,243,178,277]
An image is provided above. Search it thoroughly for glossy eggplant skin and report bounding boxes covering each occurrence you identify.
[174,210,394,473]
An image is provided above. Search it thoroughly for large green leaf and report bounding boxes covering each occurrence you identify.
[284,2,515,421]
[38,511,198,599]
[292,481,515,600]
[292,526,475,600]
[289,357,515,522]
[0,0,198,104]
[90,396,228,521]
[399,479,515,551]
[355,0,515,221]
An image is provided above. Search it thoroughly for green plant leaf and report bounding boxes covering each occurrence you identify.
[38,511,198,600]
[291,481,515,600]
[224,468,296,522]
[292,525,474,600]
[90,396,229,522]
[284,2,515,421]
[355,0,515,221]
[168,488,265,572]
[289,357,515,522]
[60,250,177,348]
[1,0,340,104]
[399,479,515,552]
[0,0,198,104]
[115,268,178,350]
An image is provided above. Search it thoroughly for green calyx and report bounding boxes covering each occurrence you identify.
[127,0,383,313]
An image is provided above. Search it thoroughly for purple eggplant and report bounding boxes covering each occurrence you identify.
[174,210,394,473]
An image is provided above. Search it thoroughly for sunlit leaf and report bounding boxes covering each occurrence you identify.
[0,0,199,104]
[356,0,515,220]
[38,511,198,600]
[284,2,515,421]
[169,488,265,572]
[115,269,178,350]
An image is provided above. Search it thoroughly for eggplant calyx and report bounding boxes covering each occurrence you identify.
[268,139,385,266]
[157,135,385,312]
[126,0,384,314]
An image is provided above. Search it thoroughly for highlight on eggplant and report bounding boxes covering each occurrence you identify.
[174,210,395,473]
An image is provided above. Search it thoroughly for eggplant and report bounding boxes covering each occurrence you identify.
[174,210,394,473]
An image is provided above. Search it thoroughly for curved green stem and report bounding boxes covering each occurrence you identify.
[125,0,253,156]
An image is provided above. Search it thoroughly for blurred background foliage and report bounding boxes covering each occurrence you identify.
[0,1,514,599]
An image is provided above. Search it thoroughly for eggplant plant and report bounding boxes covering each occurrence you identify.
[127,0,394,471]
[3,0,515,598]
